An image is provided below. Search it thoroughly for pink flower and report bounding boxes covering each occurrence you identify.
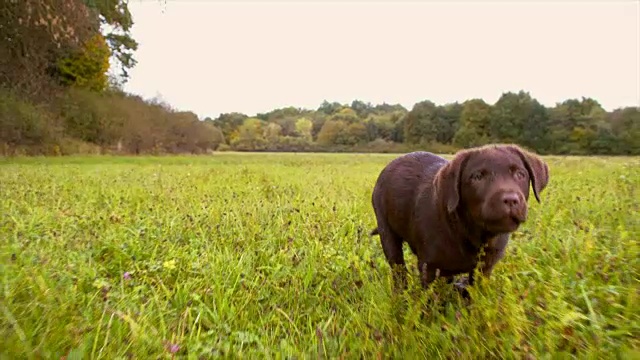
[123,272,132,280]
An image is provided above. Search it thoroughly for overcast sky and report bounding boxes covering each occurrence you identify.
[123,1,639,119]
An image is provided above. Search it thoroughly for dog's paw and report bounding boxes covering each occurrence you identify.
[453,281,471,300]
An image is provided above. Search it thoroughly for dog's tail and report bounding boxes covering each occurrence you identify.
[369,228,379,236]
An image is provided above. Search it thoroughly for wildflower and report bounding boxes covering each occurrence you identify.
[163,259,177,271]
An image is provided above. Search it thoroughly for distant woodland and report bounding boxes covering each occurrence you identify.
[2,0,638,156]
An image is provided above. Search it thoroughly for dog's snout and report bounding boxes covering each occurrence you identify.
[501,192,520,207]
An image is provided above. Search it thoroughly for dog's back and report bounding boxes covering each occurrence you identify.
[371,151,447,240]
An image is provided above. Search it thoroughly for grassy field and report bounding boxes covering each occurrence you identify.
[1,152,638,359]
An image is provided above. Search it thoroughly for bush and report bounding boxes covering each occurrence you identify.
[217,143,232,152]
[53,88,126,146]
[0,88,61,155]
[55,138,103,155]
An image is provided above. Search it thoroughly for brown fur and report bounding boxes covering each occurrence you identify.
[370,144,550,295]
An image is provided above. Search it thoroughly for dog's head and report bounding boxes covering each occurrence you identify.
[434,144,549,234]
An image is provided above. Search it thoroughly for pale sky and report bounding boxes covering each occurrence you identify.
[123,1,640,119]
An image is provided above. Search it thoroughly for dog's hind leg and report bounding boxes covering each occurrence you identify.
[377,222,407,292]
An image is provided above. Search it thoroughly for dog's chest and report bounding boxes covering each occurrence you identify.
[424,237,482,274]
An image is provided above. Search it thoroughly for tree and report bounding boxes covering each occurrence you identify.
[295,117,313,141]
[264,122,283,142]
[310,113,328,140]
[434,103,463,144]
[214,112,248,143]
[55,34,112,92]
[490,91,551,152]
[317,120,347,146]
[166,111,201,153]
[403,100,439,144]
[317,100,343,115]
[391,114,406,143]
[365,112,403,142]
[452,99,492,148]
[342,122,369,145]
[373,103,408,115]
[203,118,226,150]
[84,0,140,83]
[230,118,268,150]
[0,0,145,95]
[329,108,360,124]
[0,0,97,94]
[238,118,265,141]
[609,107,640,155]
[350,99,374,118]
[549,98,608,154]
[257,106,303,121]
[272,117,298,137]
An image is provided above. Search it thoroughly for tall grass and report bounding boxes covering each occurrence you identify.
[1,153,638,359]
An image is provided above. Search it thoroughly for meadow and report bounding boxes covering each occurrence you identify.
[1,152,638,359]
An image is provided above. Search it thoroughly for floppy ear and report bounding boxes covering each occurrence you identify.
[434,150,471,213]
[506,145,549,203]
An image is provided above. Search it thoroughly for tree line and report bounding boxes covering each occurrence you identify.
[1,0,638,156]
[210,94,638,155]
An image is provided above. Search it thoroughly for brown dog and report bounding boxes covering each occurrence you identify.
[370,144,549,294]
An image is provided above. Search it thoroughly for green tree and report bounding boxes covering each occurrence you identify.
[84,0,140,82]
[350,99,374,118]
[434,102,463,144]
[257,107,302,121]
[329,108,360,124]
[490,91,551,152]
[365,115,393,141]
[403,100,439,144]
[364,110,406,142]
[549,98,608,154]
[214,112,248,143]
[342,122,369,145]
[391,114,406,143]
[373,103,408,114]
[452,99,492,148]
[609,107,640,155]
[317,100,343,115]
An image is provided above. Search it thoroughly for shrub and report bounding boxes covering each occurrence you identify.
[0,88,61,155]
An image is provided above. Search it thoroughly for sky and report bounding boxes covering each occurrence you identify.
[122,1,640,119]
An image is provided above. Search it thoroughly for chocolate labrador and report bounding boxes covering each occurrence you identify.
[370,144,549,295]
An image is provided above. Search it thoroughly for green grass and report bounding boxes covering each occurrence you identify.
[1,152,638,359]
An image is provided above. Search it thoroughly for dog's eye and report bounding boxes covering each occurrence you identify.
[470,171,484,181]
[513,169,527,180]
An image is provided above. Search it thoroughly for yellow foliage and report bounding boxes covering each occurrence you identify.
[56,34,111,92]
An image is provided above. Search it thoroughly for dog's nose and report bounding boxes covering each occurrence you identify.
[502,192,520,207]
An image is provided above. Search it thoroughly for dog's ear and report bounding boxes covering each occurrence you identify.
[505,145,549,203]
[434,150,471,213]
